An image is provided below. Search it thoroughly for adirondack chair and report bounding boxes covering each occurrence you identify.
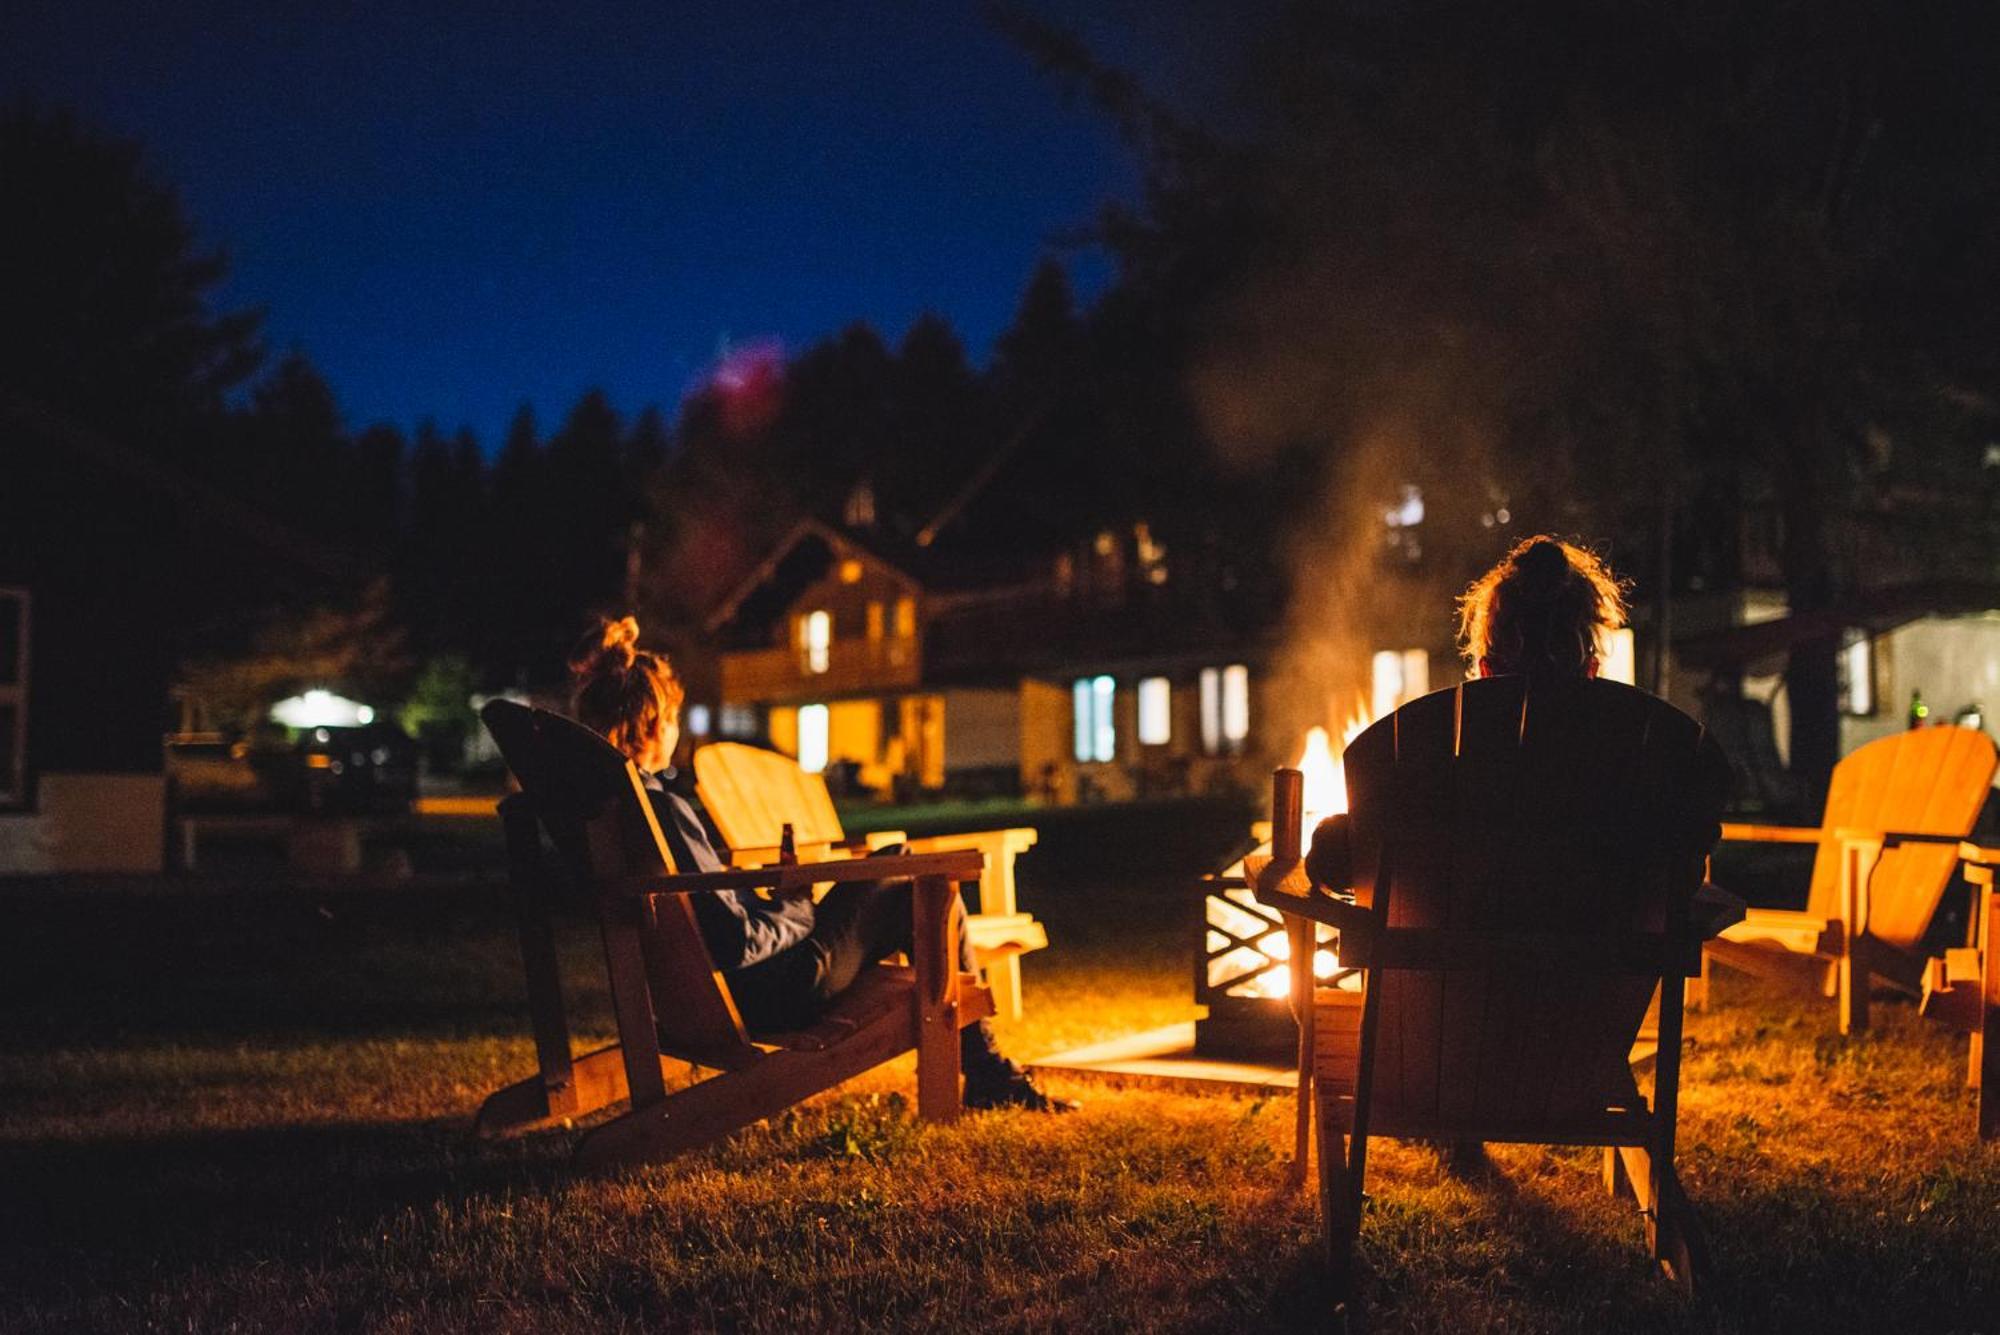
[1252,677,1726,1297]
[692,740,1047,1020]
[474,700,994,1169]
[1921,842,1999,1140]
[1699,726,1998,1034]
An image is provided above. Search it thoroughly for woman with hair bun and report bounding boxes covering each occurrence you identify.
[1456,536,1628,681]
[568,616,1072,1113]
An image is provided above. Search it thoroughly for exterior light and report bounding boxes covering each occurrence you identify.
[272,690,374,729]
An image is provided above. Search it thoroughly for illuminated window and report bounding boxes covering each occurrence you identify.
[1222,665,1250,744]
[893,596,916,639]
[838,558,864,584]
[1840,633,1875,716]
[1073,676,1116,762]
[719,704,758,738]
[866,601,884,642]
[1598,628,1636,686]
[0,588,26,808]
[1371,649,1430,717]
[798,703,830,774]
[685,704,712,737]
[1200,667,1249,756]
[802,609,831,674]
[1138,677,1171,745]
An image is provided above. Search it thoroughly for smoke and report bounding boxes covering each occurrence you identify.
[1188,257,1513,752]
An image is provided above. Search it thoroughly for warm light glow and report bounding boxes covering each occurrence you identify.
[1137,676,1171,745]
[803,609,831,674]
[797,703,829,773]
[270,689,373,729]
[1294,701,1375,840]
[1599,626,1636,686]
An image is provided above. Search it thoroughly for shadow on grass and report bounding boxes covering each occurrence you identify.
[0,885,590,1047]
[0,1114,569,1302]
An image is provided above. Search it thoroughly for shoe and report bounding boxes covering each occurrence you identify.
[1438,1138,1494,1180]
[963,1062,1078,1113]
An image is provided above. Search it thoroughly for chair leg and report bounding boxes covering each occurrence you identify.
[1653,1165,1710,1296]
[1839,937,1870,1035]
[1316,1102,1362,1301]
[1690,950,1712,1012]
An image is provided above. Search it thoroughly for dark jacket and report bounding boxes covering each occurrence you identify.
[642,769,814,970]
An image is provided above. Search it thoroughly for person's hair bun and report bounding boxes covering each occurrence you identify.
[1512,539,1570,592]
[570,615,640,676]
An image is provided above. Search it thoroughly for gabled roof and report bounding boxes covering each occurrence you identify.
[702,517,923,636]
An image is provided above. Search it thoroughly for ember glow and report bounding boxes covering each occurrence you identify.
[1294,702,1374,841]
[1207,701,1379,1004]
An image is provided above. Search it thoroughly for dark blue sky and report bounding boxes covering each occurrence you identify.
[4,3,1244,445]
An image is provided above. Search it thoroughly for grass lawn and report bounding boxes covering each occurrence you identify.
[0,836,1994,1332]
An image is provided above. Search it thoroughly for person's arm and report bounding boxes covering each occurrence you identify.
[649,787,816,968]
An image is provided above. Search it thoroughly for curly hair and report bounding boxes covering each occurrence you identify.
[568,616,685,762]
[1456,536,1628,678]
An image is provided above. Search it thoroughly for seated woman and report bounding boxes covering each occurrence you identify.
[570,616,1073,1113]
[1312,535,1730,1173]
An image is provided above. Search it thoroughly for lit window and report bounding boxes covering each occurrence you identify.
[1073,676,1116,762]
[1371,649,1431,716]
[838,558,864,584]
[719,704,758,738]
[1383,484,1425,562]
[802,609,831,674]
[1598,628,1636,686]
[798,703,830,774]
[1222,665,1250,745]
[0,587,27,808]
[685,704,712,736]
[1200,667,1245,756]
[893,596,916,639]
[866,601,884,642]
[1840,633,1875,716]
[1138,677,1171,745]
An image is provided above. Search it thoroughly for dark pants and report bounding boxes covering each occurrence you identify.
[725,877,1008,1079]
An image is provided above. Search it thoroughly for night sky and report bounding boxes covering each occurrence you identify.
[3,3,1243,445]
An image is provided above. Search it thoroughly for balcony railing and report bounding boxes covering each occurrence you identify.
[721,636,921,702]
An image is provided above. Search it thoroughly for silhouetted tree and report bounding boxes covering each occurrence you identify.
[0,103,262,458]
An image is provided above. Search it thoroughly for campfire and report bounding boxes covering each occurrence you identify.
[1194,707,1371,1059]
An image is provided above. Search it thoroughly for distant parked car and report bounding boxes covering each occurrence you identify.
[274,722,420,815]
[164,733,269,812]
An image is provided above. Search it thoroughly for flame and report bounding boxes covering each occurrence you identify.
[1294,700,1375,833]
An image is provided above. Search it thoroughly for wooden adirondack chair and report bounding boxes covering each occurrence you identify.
[1922,842,1999,1140]
[474,700,994,1170]
[1252,677,1726,1298]
[692,740,1047,1020]
[1699,726,1998,1034]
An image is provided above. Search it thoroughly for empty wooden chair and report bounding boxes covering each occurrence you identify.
[1922,842,1999,1140]
[475,700,993,1169]
[1254,677,1727,1298]
[1700,726,1997,1033]
[693,740,1047,1020]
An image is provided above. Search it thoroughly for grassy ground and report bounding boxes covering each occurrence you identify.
[0,839,1994,1332]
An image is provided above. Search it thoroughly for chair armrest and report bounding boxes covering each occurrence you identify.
[903,827,1038,916]
[608,848,986,898]
[1247,853,1378,939]
[728,838,871,868]
[1718,822,1827,845]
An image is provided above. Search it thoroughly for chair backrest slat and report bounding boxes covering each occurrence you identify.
[482,701,750,1055]
[1344,677,1717,1137]
[694,741,848,851]
[1807,726,1997,949]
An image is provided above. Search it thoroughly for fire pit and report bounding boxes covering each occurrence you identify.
[1028,717,1372,1086]
[1195,723,1365,1060]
